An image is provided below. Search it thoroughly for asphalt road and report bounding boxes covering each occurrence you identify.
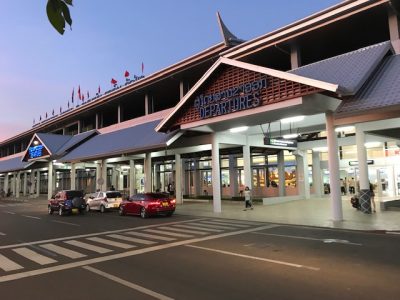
[0,199,399,300]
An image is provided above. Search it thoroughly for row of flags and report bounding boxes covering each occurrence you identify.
[33,64,145,125]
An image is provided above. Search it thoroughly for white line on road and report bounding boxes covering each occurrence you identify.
[144,229,193,238]
[0,218,207,250]
[173,224,223,232]
[159,226,209,235]
[87,237,136,249]
[107,234,157,245]
[51,220,80,226]
[0,232,6,236]
[252,232,363,246]
[13,247,57,265]
[201,220,250,228]
[186,245,320,271]
[124,231,176,241]
[3,211,16,215]
[83,266,174,300]
[0,254,24,272]
[40,244,87,259]
[0,224,275,283]
[192,222,236,230]
[21,215,41,220]
[64,240,113,254]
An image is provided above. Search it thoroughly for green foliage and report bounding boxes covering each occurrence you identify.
[46,0,73,35]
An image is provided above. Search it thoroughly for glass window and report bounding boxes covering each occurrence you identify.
[236,158,244,167]
[252,156,265,165]
[221,159,229,168]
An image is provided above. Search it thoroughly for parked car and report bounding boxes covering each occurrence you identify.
[48,190,86,216]
[119,192,176,218]
[86,191,123,213]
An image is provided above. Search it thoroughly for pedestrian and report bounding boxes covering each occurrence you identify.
[370,182,376,213]
[110,185,115,191]
[340,179,346,195]
[348,177,355,194]
[168,182,175,196]
[243,186,253,210]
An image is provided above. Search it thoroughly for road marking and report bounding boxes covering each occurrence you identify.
[51,220,80,227]
[124,231,176,241]
[159,226,209,235]
[186,245,320,271]
[387,232,400,235]
[87,237,136,249]
[107,234,156,245]
[191,222,234,230]
[83,266,174,300]
[21,215,41,220]
[0,254,24,272]
[200,220,250,228]
[0,218,207,250]
[0,232,6,236]
[144,229,193,238]
[64,240,113,254]
[13,247,57,265]
[40,244,87,259]
[252,232,363,246]
[3,211,16,215]
[173,224,223,232]
[209,219,261,226]
[0,224,275,282]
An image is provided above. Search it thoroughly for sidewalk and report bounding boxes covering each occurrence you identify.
[176,197,400,232]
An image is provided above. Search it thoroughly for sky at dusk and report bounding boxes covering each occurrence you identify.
[0,0,340,142]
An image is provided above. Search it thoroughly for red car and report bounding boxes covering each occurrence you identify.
[119,193,176,218]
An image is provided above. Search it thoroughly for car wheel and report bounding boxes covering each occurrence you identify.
[140,207,147,219]
[166,212,173,217]
[86,204,90,212]
[79,209,85,215]
[58,207,63,216]
[48,206,53,215]
[100,205,105,213]
[118,206,125,216]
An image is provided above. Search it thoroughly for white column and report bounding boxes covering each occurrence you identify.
[326,111,343,221]
[312,151,323,197]
[47,161,54,200]
[101,160,108,191]
[30,171,35,195]
[11,173,16,196]
[277,150,286,196]
[290,43,301,69]
[179,81,185,99]
[212,133,222,213]
[145,94,149,115]
[175,153,183,204]
[95,113,99,129]
[144,153,152,192]
[96,162,101,191]
[388,7,400,54]
[243,144,252,189]
[229,155,238,197]
[4,174,9,196]
[118,105,122,123]
[193,159,200,196]
[77,120,81,134]
[355,126,369,190]
[15,172,21,198]
[129,160,136,196]
[70,163,76,190]
[36,170,40,197]
[296,151,310,199]
[23,172,27,196]
[111,167,117,189]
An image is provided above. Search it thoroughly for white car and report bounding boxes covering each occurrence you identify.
[86,191,123,213]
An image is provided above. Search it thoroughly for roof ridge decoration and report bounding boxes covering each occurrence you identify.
[217,12,245,46]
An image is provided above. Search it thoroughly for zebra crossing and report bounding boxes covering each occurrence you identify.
[0,218,260,275]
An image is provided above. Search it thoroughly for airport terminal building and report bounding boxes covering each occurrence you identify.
[1,0,400,221]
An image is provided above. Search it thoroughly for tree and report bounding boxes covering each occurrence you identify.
[46,0,73,35]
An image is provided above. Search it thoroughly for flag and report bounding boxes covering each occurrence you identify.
[124,70,130,77]
[45,112,48,119]
[78,85,81,101]
[111,78,117,85]
[60,106,62,113]
[141,62,144,74]
[33,118,35,125]
[52,109,54,116]
[82,94,85,102]
[71,88,74,103]
[40,115,42,121]
[87,91,89,99]
[68,101,70,108]
[98,85,101,94]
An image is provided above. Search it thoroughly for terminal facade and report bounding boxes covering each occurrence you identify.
[1,0,400,220]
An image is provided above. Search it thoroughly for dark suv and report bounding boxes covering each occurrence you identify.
[48,190,86,216]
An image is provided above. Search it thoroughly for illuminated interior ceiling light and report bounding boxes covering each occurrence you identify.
[121,166,130,170]
[365,141,382,148]
[312,146,328,152]
[33,140,39,145]
[229,126,249,133]
[335,126,355,132]
[280,116,304,124]
[85,168,91,172]
[282,133,298,139]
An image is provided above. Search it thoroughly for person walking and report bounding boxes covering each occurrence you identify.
[370,182,376,213]
[348,177,355,194]
[243,186,253,211]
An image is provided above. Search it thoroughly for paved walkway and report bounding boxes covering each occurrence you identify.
[1,195,399,232]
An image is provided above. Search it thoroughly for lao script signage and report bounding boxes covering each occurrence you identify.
[194,77,267,120]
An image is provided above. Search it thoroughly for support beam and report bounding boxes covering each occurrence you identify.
[296,151,310,199]
[356,125,371,213]
[101,160,108,191]
[144,153,152,192]
[47,161,54,200]
[96,162,101,191]
[175,153,183,204]
[290,43,301,69]
[36,170,40,197]
[388,7,400,54]
[326,111,343,221]
[4,174,9,196]
[229,155,238,197]
[278,150,285,197]
[312,151,323,197]
[212,133,222,213]
[242,144,251,189]
[16,172,21,198]
[70,163,76,190]
[23,172,27,196]
[145,94,149,115]
[129,160,136,196]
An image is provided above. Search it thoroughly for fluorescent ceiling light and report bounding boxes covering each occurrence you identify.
[280,116,304,124]
[335,126,355,132]
[365,142,382,148]
[312,146,328,152]
[229,126,248,133]
[282,133,298,139]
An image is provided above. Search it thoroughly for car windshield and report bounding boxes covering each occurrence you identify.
[66,191,83,199]
[106,192,122,198]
